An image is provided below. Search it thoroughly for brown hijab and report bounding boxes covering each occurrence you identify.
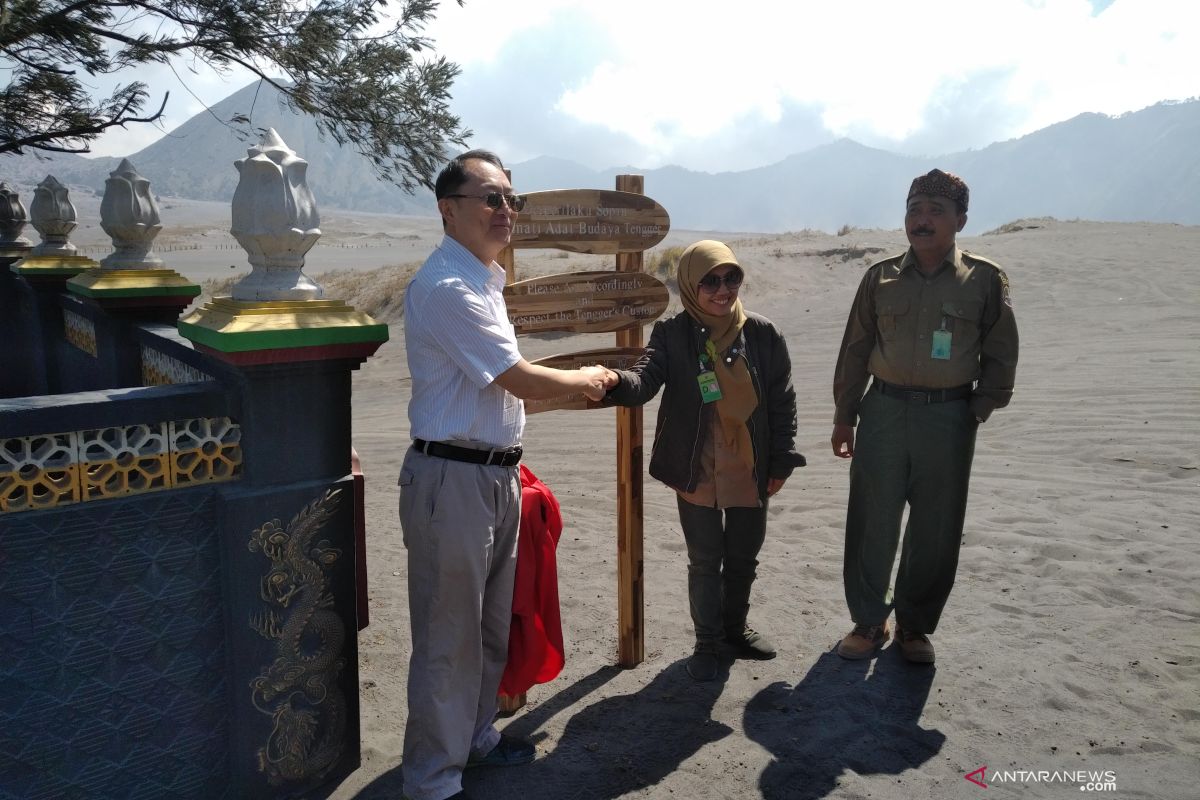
[678,241,758,467]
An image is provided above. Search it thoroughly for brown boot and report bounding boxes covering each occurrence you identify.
[894,626,935,664]
[835,622,890,660]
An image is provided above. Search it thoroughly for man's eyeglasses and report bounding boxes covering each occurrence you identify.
[445,192,526,211]
[697,270,744,292]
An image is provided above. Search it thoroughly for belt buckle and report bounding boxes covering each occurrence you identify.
[906,390,929,404]
[485,446,520,467]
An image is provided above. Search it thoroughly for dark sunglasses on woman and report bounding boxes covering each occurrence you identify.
[698,269,744,292]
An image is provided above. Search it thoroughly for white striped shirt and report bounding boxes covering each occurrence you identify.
[404,235,524,447]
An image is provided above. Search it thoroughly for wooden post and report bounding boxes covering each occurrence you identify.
[496,190,525,711]
[614,174,645,667]
[498,244,515,286]
[499,169,517,285]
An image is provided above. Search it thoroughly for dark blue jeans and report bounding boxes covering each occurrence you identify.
[676,496,768,648]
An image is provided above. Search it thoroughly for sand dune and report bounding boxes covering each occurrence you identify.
[311,218,1200,799]
[44,192,1199,797]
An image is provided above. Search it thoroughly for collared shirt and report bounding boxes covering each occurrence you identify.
[404,235,524,447]
[833,245,1019,425]
[677,411,762,509]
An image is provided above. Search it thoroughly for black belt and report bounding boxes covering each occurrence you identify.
[873,379,973,404]
[412,438,523,467]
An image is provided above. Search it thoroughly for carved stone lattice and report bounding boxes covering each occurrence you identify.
[170,418,243,486]
[100,159,165,270]
[78,423,171,501]
[141,346,212,386]
[0,417,243,513]
[229,129,323,301]
[0,432,80,511]
[63,310,98,357]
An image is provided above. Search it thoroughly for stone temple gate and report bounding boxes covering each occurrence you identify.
[1,130,386,799]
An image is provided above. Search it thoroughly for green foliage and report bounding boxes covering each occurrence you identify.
[0,0,469,192]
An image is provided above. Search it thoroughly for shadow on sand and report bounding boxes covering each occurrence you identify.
[745,649,945,799]
[349,658,731,800]
[348,648,942,799]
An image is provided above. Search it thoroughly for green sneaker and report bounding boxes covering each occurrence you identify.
[725,626,777,660]
[686,646,720,681]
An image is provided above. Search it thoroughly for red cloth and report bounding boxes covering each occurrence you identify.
[499,464,565,695]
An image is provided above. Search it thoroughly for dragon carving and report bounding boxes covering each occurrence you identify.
[248,488,347,785]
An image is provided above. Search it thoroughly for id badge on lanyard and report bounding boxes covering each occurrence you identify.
[698,339,723,403]
[931,316,952,360]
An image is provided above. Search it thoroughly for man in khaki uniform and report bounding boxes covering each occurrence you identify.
[830,169,1018,663]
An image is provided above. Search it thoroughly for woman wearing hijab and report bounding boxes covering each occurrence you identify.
[604,240,805,681]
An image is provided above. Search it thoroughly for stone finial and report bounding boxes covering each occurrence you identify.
[0,182,33,249]
[29,175,78,257]
[229,129,322,301]
[99,158,164,269]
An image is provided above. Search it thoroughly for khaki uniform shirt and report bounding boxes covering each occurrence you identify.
[677,413,761,509]
[833,245,1019,426]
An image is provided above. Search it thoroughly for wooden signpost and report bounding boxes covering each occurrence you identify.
[525,348,647,414]
[510,189,669,254]
[505,175,666,671]
[505,271,668,335]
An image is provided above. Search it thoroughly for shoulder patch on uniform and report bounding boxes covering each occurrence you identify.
[997,268,1013,308]
[962,251,1012,306]
[961,250,1003,269]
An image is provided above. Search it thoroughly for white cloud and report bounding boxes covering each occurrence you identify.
[84,0,1199,168]
[435,0,1199,166]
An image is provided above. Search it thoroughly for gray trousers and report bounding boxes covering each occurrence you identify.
[676,496,768,648]
[844,386,977,633]
[398,447,521,800]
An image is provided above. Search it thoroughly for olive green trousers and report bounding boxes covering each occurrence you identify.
[676,496,768,648]
[843,386,978,634]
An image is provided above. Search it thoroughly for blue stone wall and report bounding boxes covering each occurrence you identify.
[0,489,231,800]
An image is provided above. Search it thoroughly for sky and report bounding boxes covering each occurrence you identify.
[85,0,1197,173]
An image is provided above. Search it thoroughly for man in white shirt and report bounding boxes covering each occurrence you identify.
[399,150,610,800]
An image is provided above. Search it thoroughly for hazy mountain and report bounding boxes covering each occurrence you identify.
[511,102,1200,233]
[2,84,1198,233]
[0,81,439,217]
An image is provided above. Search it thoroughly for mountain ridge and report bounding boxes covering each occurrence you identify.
[2,83,1197,233]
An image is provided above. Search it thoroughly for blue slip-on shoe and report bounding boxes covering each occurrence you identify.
[466,734,535,768]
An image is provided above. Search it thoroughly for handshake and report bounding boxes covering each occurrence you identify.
[578,365,620,401]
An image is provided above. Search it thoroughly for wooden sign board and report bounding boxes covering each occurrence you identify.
[525,347,646,415]
[510,189,670,254]
[505,271,668,335]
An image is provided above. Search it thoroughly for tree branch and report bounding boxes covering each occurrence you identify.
[0,91,168,155]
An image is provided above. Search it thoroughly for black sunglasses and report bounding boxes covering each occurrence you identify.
[445,192,526,211]
[698,269,744,292]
